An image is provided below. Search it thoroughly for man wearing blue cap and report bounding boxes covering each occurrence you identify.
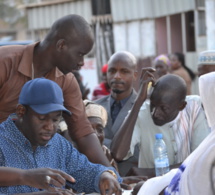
[0,14,110,168]
[0,78,123,195]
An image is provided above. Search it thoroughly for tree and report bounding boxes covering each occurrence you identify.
[0,0,38,24]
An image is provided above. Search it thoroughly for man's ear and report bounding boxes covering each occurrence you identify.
[56,39,66,51]
[179,101,187,111]
[16,104,26,118]
[133,70,138,81]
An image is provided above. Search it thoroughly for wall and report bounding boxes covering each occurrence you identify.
[113,20,156,57]
[80,58,98,100]
[155,17,167,54]
[170,14,183,53]
[206,0,215,49]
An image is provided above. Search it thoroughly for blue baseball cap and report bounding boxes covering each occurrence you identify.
[19,78,71,115]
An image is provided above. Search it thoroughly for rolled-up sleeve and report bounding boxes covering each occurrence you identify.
[66,144,122,193]
[57,73,94,140]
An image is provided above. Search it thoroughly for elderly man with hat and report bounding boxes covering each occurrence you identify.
[198,50,215,77]
[84,100,119,172]
[0,78,123,195]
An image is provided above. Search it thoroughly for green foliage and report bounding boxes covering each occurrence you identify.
[0,0,37,24]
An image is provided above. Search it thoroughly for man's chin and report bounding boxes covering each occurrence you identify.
[153,119,165,126]
[39,142,49,147]
[59,69,70,75]
[112,89,123,94]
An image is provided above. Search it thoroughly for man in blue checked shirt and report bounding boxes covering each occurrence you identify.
[0,78,123,195]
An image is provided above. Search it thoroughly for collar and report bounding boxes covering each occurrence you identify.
[8,114,52,147]
[110,91,133,107]
[165,111,181,128]
[18,42,63,79]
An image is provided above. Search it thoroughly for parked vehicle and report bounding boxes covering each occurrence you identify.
[0,40,33,46]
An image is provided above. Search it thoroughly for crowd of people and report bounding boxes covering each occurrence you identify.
[0,13,215,195]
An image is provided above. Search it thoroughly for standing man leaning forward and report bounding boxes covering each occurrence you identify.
[111,68,210,178]
[0,78,122,195]
[95,51,139,176]
[0,14,109,166]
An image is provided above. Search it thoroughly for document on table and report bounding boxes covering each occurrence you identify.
[86,189,132,195]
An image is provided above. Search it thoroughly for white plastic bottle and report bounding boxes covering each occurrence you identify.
[153,133,170,176]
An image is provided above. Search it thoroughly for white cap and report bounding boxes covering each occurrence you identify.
[198,50,215,66]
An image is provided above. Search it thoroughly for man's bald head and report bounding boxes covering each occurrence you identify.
[108,51,137,70]
[45,14,94,44]
[38,14,94,74]
[153,74,187,101]
[150,74,187,126]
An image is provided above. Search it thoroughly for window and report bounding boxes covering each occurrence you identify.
[198,10,206,36]
[185,11,196,51]
[91,0,111,15]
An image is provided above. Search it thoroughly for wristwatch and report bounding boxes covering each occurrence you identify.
[105,170,117,179]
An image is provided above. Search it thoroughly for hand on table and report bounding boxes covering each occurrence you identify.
[131,181,145,195]
[23,168,75,191]
[126,167,155,178]
[99,171,122,195]
[120,176,148,190]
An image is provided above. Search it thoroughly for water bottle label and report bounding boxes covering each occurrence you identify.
[155,158,169,168]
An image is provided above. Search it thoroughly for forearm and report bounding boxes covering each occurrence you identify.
[75,133,111,166]
[126,163,182,178]
[104,138,112,149]
[126,167,156,178]
[169,163,181,170]
[159,188,166,195]
[111,98,144,161]
[0,167,25,186]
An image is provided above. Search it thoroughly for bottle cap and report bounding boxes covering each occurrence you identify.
[155,133,163,139]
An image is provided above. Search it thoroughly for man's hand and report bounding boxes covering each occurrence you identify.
[23,168,75,191]
[120,176,148,190]
[137,67,156,103]
[131,181,145,195]
[126,167,156,178]
[99,171,122,195]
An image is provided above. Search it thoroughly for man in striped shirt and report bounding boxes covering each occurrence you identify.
[111,71,210,178]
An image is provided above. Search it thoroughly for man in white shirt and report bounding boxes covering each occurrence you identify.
[111,69,210,177]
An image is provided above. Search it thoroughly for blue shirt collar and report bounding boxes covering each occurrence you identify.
[8,114,52,148]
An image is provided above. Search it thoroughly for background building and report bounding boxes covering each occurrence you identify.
[1,0,215,96]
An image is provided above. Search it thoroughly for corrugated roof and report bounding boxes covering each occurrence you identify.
[111,0,196,22]
[25,0,79,8]
[26,0,92,30]
[152,0,196,17]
